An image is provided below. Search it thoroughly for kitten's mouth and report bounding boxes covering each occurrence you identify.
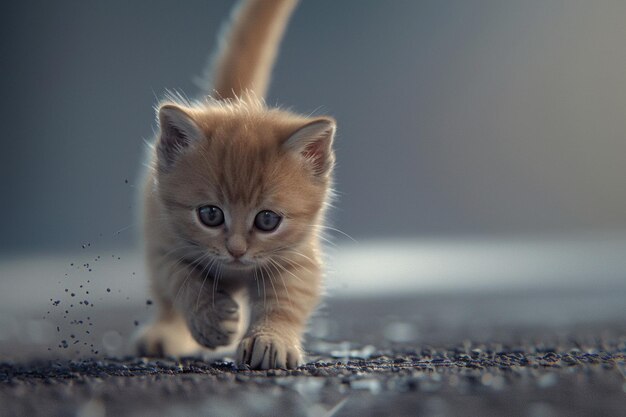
[224,258,255,269]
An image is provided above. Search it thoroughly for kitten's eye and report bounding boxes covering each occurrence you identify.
[198,205,224,227]
[254,210,282,232]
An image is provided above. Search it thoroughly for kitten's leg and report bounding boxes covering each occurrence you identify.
[136,255,245,356]
[237,261,321,370]
[179,275,245,349]
[135,302,201,357]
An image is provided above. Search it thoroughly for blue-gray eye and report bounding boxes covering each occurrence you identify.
[198,205,224,227]
[254,210,282,232]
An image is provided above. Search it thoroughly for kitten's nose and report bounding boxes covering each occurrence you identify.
[226,235,247,259]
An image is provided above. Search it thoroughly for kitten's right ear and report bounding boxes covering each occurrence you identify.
[156,104,204,169]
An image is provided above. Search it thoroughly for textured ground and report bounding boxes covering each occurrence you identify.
[1,291,625,416]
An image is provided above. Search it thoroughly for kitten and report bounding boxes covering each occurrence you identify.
[136,0,336,370]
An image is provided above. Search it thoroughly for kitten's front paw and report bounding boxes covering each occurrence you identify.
[237,333,303,370]
[135,319,201,357]
[187,292,240,349]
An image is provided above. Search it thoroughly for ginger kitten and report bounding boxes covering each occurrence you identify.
[136,0,336,370]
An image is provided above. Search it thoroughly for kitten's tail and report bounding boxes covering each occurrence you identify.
[205,0,298,101]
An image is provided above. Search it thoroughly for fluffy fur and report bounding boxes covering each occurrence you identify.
[136,0,336,370]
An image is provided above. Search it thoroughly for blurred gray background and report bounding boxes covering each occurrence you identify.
[2,0,626,254]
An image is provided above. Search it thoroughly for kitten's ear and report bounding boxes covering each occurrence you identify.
[156,104,204,168]
[283,117,336,177]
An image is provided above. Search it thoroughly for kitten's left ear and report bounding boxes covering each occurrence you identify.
[283,117,336,177]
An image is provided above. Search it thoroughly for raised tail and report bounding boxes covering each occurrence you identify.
[205,0,298,101]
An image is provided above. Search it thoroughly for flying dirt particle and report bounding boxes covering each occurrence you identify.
[146,300,153,305]
[106,288,111,293]
[53,300,60,306]
[56,327,60,332]
[125,179,128,184]
[134,320,139,326]
[71,293,75,297]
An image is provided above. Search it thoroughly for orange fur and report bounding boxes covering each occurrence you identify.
[136,0,336,370]
[207,0,298,99]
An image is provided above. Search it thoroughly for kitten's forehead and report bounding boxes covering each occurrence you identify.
[194,115,292,206]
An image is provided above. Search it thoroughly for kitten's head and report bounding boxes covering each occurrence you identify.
[152,97,335,271]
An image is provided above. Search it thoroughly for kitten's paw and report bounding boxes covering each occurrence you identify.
[187,292,241,349]
[135,320,200,357]
[237,333,303,370]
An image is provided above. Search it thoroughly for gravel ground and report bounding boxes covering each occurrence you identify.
[1,292,625,416]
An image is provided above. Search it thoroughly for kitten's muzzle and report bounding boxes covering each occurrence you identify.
[226,235,247,259]
[227,248,246,259]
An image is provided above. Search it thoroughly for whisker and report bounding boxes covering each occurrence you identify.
[262,263,280,306]
[268,258,293,307]
[300,224,357,242]
[282,250,316,264]
[174,251,212,308]
[253,266,261,298]
[159,244,201,262]
[196,257,218,311]
[272,253,314,275]
[258,264,267,308]
[212,260,224,309]
[313,232,337,247]
[269,256,305,283]
[112,215,176,236]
